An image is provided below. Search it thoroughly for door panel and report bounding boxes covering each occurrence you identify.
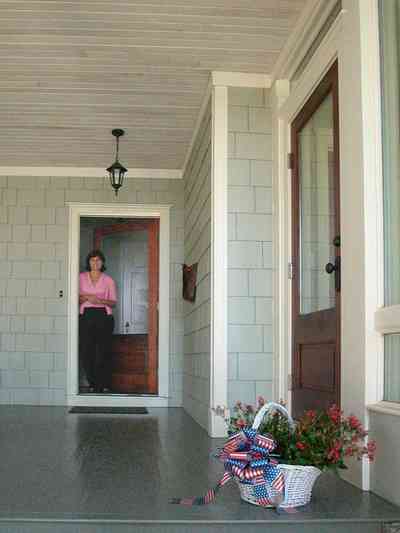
[291,61,340,419]
[111,334,149,393]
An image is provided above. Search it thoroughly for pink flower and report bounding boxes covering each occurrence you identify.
[257,396,265,406]
[366,440,376,460]
[344,446,355,457]
[305,410,317,421]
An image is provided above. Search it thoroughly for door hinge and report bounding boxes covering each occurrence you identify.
[288,262,294,279]
[287,152,294,170]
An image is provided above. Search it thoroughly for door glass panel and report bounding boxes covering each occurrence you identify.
[102,230,149,335]
[299,93,336,314]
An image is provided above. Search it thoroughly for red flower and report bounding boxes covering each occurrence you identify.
[347,415,362,430]
[328,448,340,462]
[296,442,306,451]
[328,405,342,424]
[327,439,342,463]
[306,409,317,420]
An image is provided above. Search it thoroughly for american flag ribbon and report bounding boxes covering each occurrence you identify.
[170,426,287,509]
[228,452,251,461]
[255,434,275,451]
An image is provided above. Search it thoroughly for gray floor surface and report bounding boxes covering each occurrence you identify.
[0,406,399,528]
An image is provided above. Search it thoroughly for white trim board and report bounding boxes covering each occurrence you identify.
[375,305,400,334]
[272,0,340,82]
[0,167,182,179]
[67,202,171,408]
[271,79,291,407]
[279,14,342,122]
[367,401,400,418]
[211,71,271,88]
[209,85,228,438]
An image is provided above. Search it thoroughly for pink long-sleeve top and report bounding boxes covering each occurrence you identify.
[79,272,117,315]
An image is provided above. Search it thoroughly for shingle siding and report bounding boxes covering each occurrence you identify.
[0,175,184,406]
[227,87,274,409]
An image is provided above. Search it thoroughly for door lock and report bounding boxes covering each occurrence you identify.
[325,256,341,291]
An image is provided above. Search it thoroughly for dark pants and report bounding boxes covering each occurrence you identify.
[79,308,114,390]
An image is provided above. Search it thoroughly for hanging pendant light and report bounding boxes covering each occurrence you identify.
[106,129,127,196]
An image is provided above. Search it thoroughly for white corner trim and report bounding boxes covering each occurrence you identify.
[271,79,291,405]
[375,305,400,334]
[0,167,182,179]
[182,76,212,178]
[358,0,384,408]
[67,202,171,407]
[272,0,340,82]
[209,85,228,438]
[211,71,271,88]
[367,401,400,417]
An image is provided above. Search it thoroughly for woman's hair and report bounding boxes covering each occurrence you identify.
[85,249,106,272]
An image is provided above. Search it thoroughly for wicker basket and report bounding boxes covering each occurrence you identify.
[237,402,321,509]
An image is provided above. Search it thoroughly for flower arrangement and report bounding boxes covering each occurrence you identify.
[225,397,376,472]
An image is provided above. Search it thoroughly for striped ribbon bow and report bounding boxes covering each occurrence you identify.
[170,427,285,507]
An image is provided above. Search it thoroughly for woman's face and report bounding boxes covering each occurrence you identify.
[89,256,103,272]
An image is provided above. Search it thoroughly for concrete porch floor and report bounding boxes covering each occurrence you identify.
[0,406,399,533]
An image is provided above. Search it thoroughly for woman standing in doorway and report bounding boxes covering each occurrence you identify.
[79,249,117,393]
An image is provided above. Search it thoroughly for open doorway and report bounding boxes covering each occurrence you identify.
[67,203,170,408]
[79,216,159,396]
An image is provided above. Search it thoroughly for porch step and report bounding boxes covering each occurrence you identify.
[0,520,395,533]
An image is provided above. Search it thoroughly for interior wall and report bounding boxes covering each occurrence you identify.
[227,87,274,408]
[0,176,184,406]
[183,99,212,431]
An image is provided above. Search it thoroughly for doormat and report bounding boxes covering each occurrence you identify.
[69,406,148,415]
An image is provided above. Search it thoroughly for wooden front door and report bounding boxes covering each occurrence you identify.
[291,61,340,419]
[94,219,159,394]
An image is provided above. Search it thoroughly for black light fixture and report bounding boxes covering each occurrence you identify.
[107,128,127,196]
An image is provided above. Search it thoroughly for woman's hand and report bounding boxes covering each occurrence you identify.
[80,293,101,304]
[86,294,102,304]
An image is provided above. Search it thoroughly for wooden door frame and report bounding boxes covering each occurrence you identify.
[66,203,170,408]
[290,60,341,415]
[94,219,160,394]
